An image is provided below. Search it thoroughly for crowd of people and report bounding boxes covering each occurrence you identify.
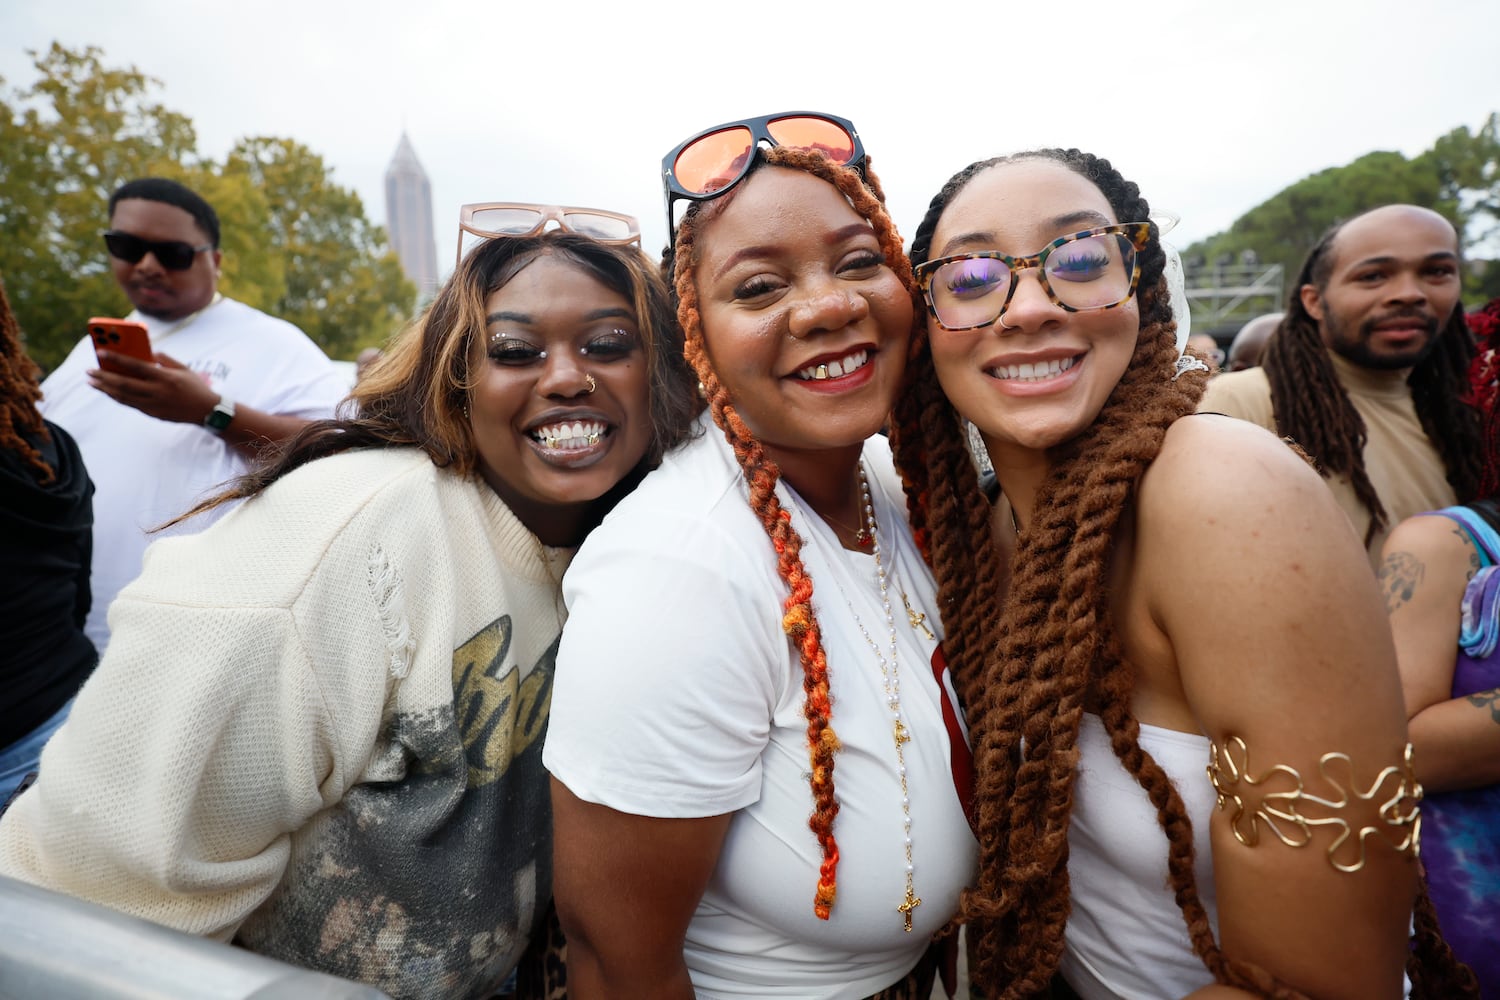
[0,111,1495,1000]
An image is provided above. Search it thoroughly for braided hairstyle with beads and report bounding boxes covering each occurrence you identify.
[1263,217,1481,545]
[663,143,918,919]
[0,276,54,484]
[890,149,1476,999]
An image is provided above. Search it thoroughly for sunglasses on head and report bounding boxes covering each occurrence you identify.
[661,111,866,250]
[457,202,641,265]
[915,223,1153,332]
[103,231,213,271]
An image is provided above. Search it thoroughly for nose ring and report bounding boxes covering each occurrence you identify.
[582,373,597,394]
[997,314,1018,331]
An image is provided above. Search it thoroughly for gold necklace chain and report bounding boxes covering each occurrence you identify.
[821,508,872,550]
[839,465,922,932]
[134,292,224,345]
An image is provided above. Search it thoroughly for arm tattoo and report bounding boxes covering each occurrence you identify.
[1465,688,1500,725]
[1455,526,1482,583]
[1376,551,1425,615]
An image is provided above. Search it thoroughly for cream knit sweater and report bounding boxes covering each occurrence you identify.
[0,446,570,1000]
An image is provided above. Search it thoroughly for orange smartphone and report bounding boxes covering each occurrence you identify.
[87,318,153,373]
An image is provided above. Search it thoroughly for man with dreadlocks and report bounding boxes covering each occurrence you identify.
[1200,205,1482,566]
[39,177,348,653]
[0,277,97,805]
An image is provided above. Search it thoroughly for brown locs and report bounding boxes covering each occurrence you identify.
[1264,223,1481,546]
[0,277,55,483]
[890,148,1476,998]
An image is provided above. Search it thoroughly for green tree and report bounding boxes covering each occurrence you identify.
[1186,115,1500,305]
[1185,151,1450,291]
[0,43,199,369]
[224,137,414,360]
[0,43,415,371]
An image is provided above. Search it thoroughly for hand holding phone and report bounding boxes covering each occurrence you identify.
[88,318,153,373]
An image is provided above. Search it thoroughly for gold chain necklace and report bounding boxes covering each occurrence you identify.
[133,292,224,346]
[840,465,922,932]
[821,509,873,550]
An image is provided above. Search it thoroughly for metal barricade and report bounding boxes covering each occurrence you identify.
[0,875,391,999]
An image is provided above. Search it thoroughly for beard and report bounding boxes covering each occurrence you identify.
[1323,306,1442,371]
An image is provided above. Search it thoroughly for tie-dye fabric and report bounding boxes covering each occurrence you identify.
[1419,505,1500,994]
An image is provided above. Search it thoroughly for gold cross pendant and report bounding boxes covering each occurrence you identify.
[902,592,935,640]
[898,887,922,932]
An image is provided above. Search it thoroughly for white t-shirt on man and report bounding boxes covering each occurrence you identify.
[39,295,348,650]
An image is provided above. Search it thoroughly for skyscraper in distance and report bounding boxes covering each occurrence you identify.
[384,132,438,299]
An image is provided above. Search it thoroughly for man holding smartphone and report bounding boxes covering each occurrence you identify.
[38,178,349,652]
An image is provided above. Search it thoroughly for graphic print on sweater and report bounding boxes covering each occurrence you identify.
[235,616,558,1000]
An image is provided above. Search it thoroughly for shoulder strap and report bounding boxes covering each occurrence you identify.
[978,470,1000,503]
[1432,505,1500,565]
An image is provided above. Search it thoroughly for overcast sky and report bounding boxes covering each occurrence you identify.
[5,0,1497,281]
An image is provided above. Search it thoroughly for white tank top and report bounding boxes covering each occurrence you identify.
[1060,713,1218,999]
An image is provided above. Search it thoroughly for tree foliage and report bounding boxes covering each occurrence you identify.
[0,43,415,371]
[1186,114,1500,305]
[225,137,413,360]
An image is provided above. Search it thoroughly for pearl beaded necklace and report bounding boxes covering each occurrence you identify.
[842,465,923,932]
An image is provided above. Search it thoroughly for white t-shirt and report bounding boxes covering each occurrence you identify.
[545,420,978,1000]
[1061,714,1218,999]
[39,296,348,650]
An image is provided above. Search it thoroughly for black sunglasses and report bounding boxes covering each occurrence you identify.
[103,231,214,271]
[660,111,866,250]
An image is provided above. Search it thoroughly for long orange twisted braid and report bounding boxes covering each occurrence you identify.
[665,143,916,918]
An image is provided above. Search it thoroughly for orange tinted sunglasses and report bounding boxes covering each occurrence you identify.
[660,111,865,249]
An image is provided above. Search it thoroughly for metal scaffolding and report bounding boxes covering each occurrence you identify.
[1184,261,1284,333]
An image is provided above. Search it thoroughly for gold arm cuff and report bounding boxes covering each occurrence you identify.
[1205,737,1422,873]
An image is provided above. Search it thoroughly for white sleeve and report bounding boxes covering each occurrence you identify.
[244,327,349,422]
[545,508,786,818]
[0,572,349,938]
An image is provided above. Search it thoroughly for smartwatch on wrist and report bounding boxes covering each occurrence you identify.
[204,396,236,433]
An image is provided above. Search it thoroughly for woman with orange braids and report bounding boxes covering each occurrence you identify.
[891,150,1474,999]
[544,113,978,999]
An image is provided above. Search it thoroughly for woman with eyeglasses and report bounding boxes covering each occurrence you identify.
[544,114,978,999]
[0,221,698,1000]
[891,149,1475,998]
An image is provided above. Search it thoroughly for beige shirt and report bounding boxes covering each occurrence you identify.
[1199,354,1456,568]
